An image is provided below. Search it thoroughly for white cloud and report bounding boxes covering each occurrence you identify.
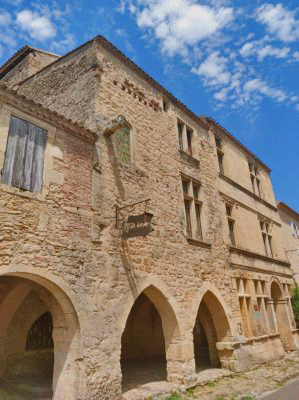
[256,3,299,42]
[240,42,255,57]
[51,33,74,53]
[133,0,234,56]
[244,78,287,102]
[214,87,229,101]
[240,41,290,60]
[293,51,299,61]
[0,10,12,26]
[16,10,56,41]
[257,45,290,60]
[192,51,231,86]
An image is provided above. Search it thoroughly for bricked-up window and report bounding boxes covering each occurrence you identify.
[260,221,273,258]
[2,116,47,192]
[177,120,193,155]
[113,124,131,165]
[26,312,54,351]
[182,176,203,240]
[226,204,236,246]
[248,161,260,196]
[215,136,224,174]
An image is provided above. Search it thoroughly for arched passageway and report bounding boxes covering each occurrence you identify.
[121,286,180,393]
[0,274,81,400]
[270,281,294,351]
[193,291,232,372]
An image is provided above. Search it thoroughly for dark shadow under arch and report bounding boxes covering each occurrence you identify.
[120,285,181,393]
[193,290,232,372]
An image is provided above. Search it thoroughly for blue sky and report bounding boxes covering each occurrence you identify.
[0,0,298,210]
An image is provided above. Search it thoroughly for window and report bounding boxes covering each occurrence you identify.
[182,176,203,240]
[162,99,169,112]
[215,135,224,174]
[2,116,47,192]
[291,221,299,238]
[260,221,273,257]
[186,128,192,155]
[248,161,260,196]
[177,122,184,151]
[26,312,54,351]
[226,204,236,246]
[177,120,193,155]
[113,124,131,165]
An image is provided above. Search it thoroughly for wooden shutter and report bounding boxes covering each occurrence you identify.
[2,116,47,192]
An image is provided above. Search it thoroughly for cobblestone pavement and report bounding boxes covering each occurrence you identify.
[162,351,299,400]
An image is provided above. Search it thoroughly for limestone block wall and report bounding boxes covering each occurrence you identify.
[2,51,59,88]
[17,43,100,130]
[0,99,95,399]
[278,205,299,284]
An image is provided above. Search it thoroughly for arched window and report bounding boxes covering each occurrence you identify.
[113,124,131,165]
[26,311,54,351]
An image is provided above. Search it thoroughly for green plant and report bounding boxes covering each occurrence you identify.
[291,284,299,327]
[240,396,255,400]
[216,397,226,400]
[207,382,216,388]
[186,387,194,395]
[165,393,182,400]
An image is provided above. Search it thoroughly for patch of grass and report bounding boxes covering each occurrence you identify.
[186,387,194,395]
[207,382,216,388]
[165,393,182,400]
[216,397,226,400]
[240,396,255,400]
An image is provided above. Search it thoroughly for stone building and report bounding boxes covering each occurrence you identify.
[278,202,299,284]
[0,36,298,400]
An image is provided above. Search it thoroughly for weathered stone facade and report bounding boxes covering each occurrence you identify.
[0,36,298,400]
[278,202,299,284]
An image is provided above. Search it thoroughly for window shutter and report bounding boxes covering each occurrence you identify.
[30,125,47,192]
[2,116,28,187]
[2,116,47,192]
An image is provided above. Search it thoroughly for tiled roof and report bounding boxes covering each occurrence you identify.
[0,82,97,142]
[277,202,299,219]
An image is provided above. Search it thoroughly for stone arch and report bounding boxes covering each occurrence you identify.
[192,284,233,372]
[119,279,185,392]
[191,283,234,339]
[0,265,82,400]
[269,277,295,351]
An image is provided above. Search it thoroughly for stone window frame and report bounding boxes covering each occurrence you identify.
[259,219,273,258]
[177,119,196,158]
[225,202,236,246]
[214,133,225,174]
[0,103,64,201]
[248,160,261,197]
[181,173,203,241]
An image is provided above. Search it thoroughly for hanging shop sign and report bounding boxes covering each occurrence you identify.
[122,212,153,239]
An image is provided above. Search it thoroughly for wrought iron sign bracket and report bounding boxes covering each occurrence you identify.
[115,198,151,228]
